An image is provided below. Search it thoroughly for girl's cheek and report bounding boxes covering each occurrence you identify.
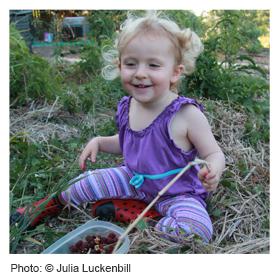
[120,70,131,80]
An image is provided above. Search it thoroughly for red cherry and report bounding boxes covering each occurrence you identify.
[76,240,83,248]
[108,232,117,239]
[69,245,78,253]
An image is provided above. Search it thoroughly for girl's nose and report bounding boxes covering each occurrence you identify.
[135,65,147,79]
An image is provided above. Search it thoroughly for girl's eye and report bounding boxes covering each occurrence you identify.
[150,64,160,68]
[125,62,136,67]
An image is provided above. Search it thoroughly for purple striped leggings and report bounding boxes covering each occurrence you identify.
[60,166,213,243]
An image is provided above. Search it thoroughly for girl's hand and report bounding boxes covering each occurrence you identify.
[198,165,220,192]
[79,137,100,171]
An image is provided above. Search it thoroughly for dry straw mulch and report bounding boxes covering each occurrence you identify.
[10,98,269,254]
[10,98,80,143]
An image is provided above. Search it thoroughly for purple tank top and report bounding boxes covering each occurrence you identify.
[116,95,208,206]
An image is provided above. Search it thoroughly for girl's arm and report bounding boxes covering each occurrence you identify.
[184,105,226,192]
[79,134,122,170]
[98,134,122,154]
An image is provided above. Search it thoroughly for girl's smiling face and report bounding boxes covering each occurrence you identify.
[119,34,183,105]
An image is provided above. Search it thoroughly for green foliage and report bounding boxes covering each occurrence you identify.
[136,219,148,231]
[58,83,95,114]
[87,11,127,42]
[10,133,82,203]
[181,48,224,98]
[59,76,124,114]
[179,10,269,145]
[205,10,264,58]
[166,10,205,36]
[74,42,102,79]
[69,11,127,81]
[10,24,62,106]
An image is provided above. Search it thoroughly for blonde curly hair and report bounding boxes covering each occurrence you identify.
[102,11,203,90]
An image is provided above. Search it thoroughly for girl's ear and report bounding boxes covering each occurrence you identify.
[171,64,185,83]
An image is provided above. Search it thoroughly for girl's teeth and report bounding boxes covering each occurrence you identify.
[135,85,149,88]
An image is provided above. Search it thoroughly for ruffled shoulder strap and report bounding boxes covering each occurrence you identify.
[167,96,204,114]
[115,96,130,130]
[160,96,204,132]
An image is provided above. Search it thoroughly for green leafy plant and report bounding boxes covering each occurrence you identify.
[180,11,269,146]
[10,24,62,106]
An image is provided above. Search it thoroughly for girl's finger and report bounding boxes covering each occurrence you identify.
[205,176,218,185]
[79,160,86,171]
[202,180,209,189]
[206,173,216,180]
[90,155,96,163]
[79,150,90,170]
[198,167,209,180]
[203,180,218,192]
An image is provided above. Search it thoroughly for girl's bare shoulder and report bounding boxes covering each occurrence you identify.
[172,103,207,129]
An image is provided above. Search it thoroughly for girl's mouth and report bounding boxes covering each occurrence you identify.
[133,84,152,88]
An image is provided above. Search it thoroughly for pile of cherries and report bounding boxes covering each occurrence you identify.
[69,232,118,254]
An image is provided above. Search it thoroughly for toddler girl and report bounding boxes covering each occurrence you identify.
[12,12,225,243]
